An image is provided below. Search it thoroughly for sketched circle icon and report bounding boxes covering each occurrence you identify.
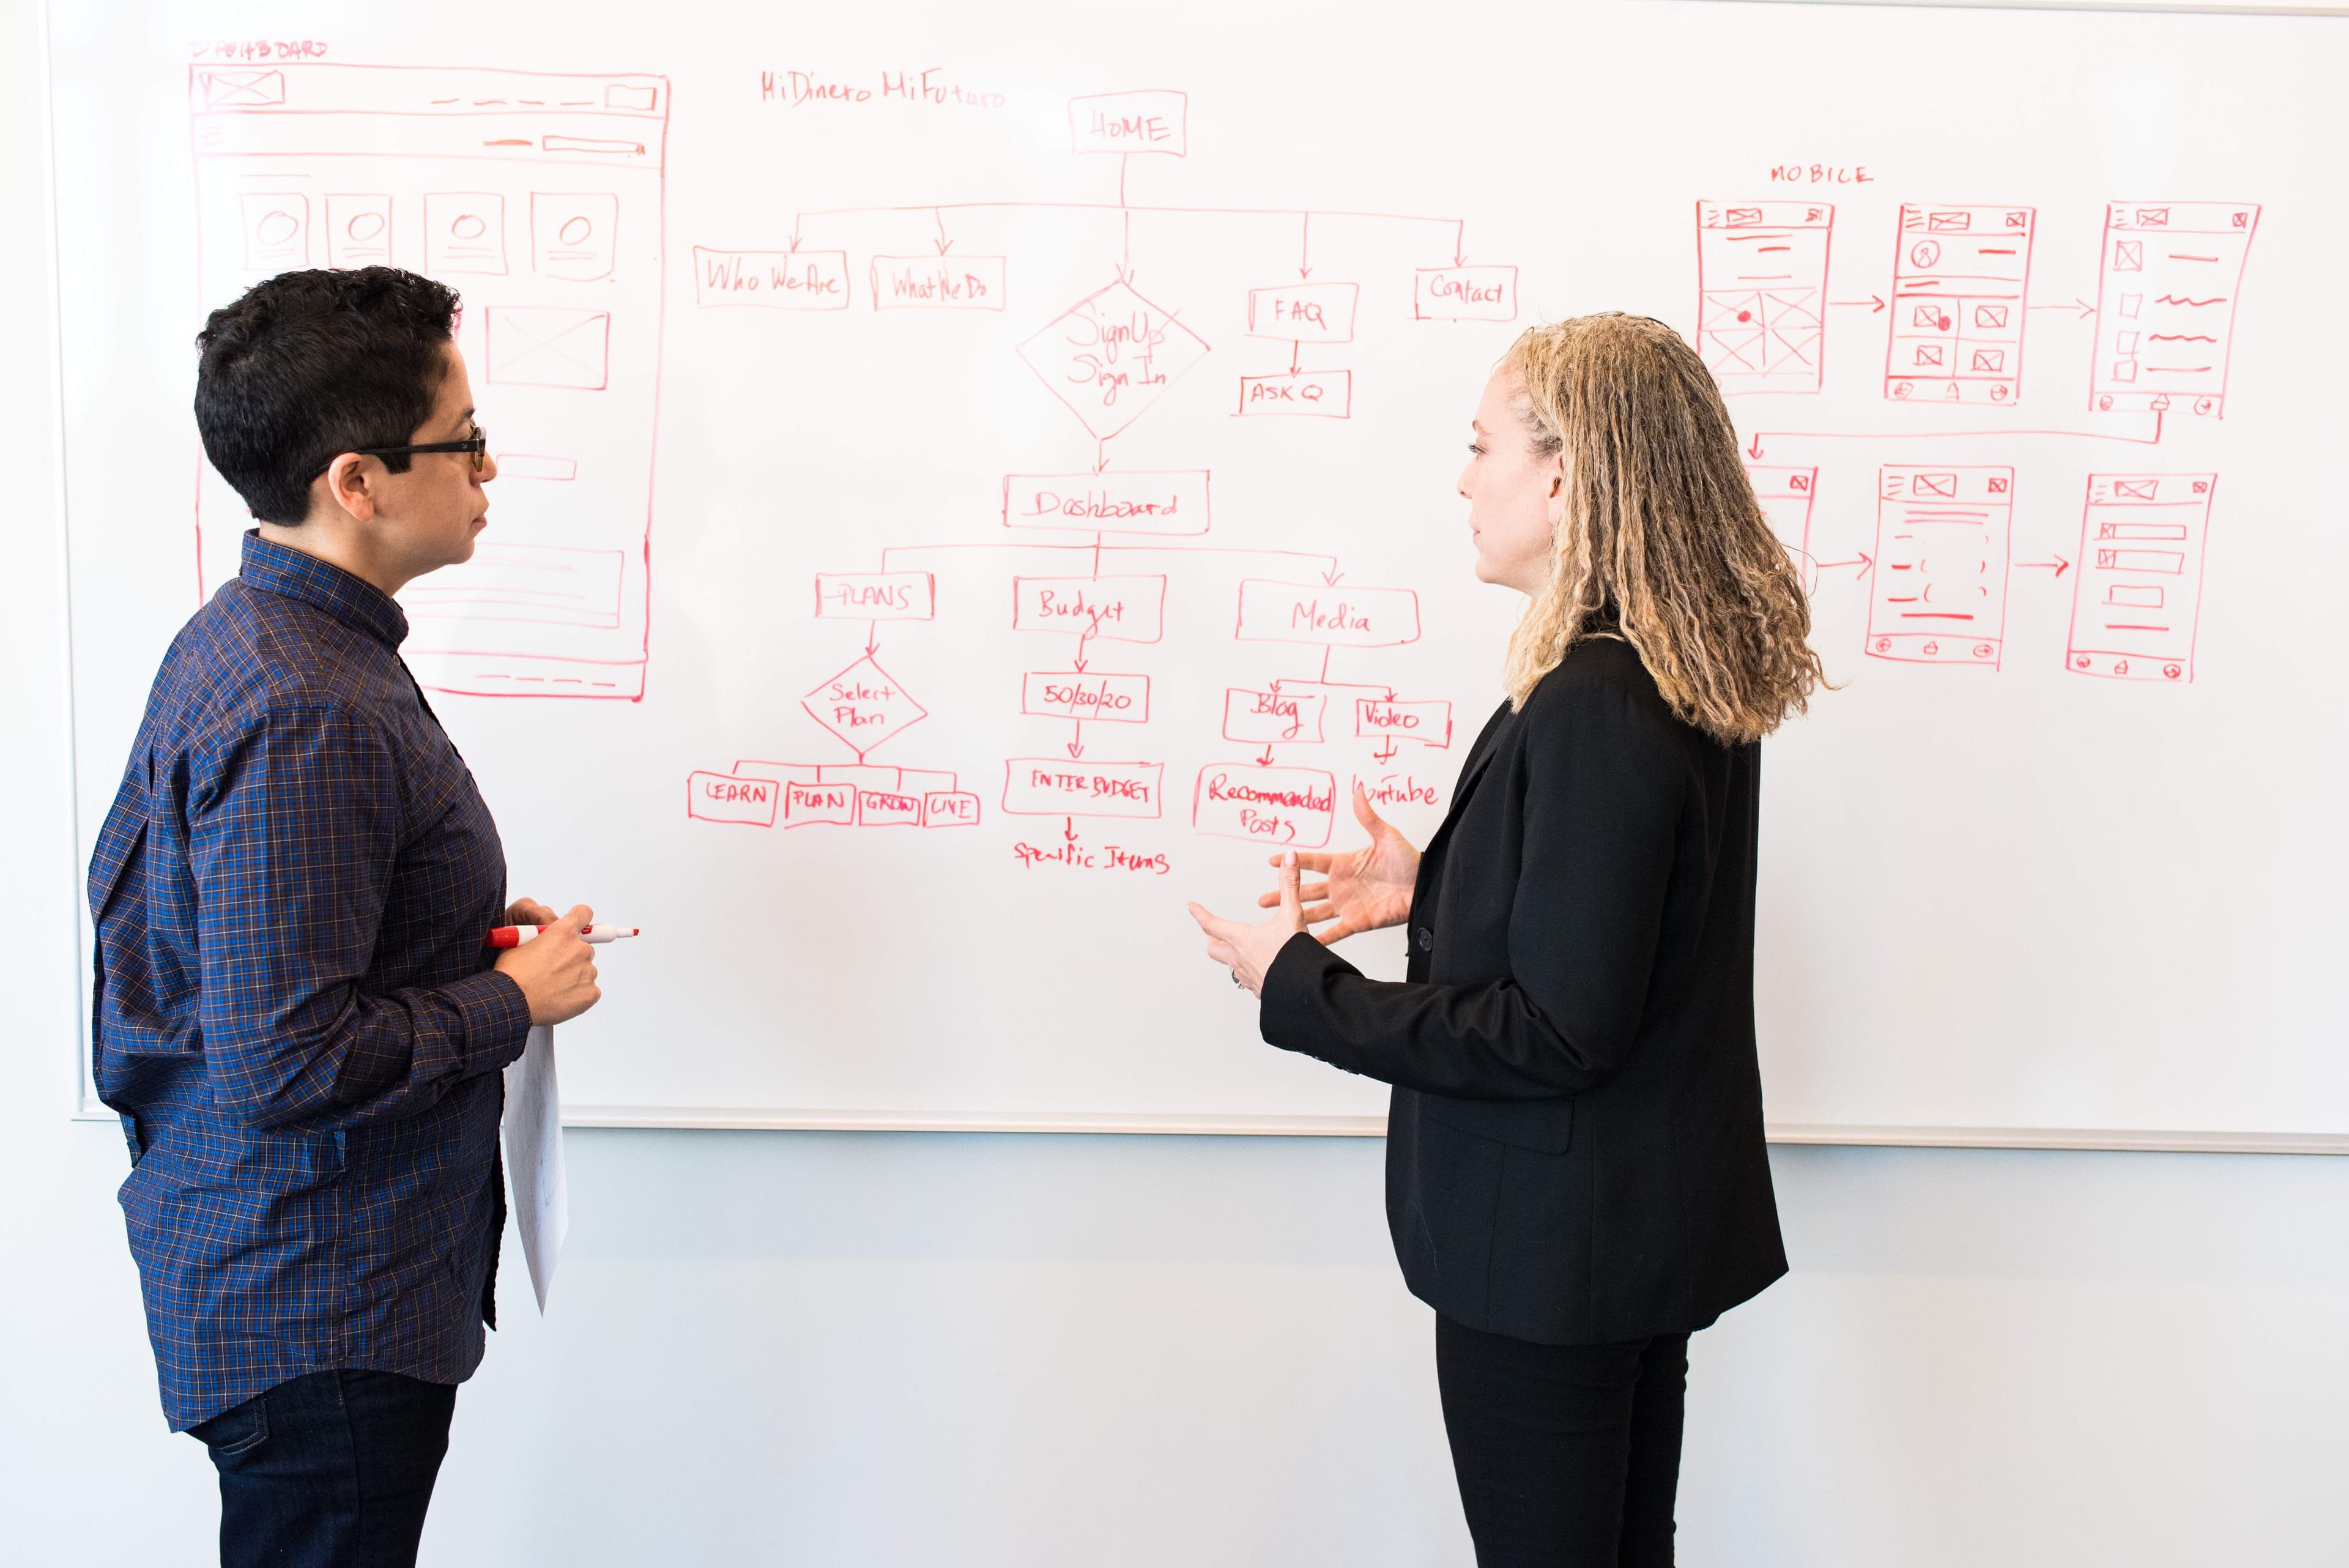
[2074,655,2092,669]
[254,211,299,244]
[559,215,594,244]
[2097,396,2115,411]
[1874,637,1893,653]
[1991,384,2009,401]
[1892,381,1913,399]
[2164,663,2182,680]
[346,212,385,241]
[1921,641,1941,657]
[1909,240,1941,268]
[1973,644,1995,660]
[2194,397,2216,415]
[451,214,487,240]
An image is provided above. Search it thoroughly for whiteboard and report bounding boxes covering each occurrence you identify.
[48,0,2349,1145]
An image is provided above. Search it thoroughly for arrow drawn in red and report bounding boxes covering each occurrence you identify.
[1066,719,1085,759]
[1256,745,1277,766]
[1372,739,1401,764]
[932,208,952,255]
[863,620,880,656]
[1299,212,1312,280]
[1452,219,1466,268]
[1829,295,1887,313]
[1064,816,1079,845]
[2025,297,2098,319]
[2015,555,2071,577]
[1814,552,1874,579]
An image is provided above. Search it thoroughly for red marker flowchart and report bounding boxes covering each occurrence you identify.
[688,89,1501,857]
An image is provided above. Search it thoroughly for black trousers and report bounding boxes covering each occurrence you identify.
[188,1369,458,1568]
[1435,1315,1691,1568]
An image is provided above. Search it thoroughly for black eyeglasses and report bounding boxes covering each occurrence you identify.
[335,424,489,474]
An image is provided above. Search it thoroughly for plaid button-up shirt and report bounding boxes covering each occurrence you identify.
[89,531,532,1431]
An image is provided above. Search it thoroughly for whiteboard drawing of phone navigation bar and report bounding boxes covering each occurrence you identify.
[1866,465,2013,667]
[190,64,669,700]
[2090,203,2258,418]
[1696,203,1833,394]
[1885,204,2033,405]
[2066,474,2216,683]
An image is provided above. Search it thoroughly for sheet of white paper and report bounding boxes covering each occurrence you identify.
[501,1024,568,1312]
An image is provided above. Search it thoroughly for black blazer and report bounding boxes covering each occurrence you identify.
[1260,636,1785,1344]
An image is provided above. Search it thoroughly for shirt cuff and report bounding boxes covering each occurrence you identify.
[445,969,533,1076]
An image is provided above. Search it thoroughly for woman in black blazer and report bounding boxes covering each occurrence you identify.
[1190,313,1824,1567]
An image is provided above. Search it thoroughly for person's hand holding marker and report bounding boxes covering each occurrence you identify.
[491,901,607,1025]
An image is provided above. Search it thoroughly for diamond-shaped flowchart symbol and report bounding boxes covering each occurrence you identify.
[803,654,926,758]
[1018,280,1211,440]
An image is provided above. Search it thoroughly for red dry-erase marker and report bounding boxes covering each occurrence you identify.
[485,924,640,948]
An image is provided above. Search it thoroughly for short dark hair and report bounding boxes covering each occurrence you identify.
[194,267,462,524]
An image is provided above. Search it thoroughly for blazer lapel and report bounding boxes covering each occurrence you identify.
[1419,700,1512,860]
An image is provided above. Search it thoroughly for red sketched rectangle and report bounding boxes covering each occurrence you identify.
[922,791,982,827]
[870,255,1005,310]
[1223,688,1326,745]
[484,307,608,388]
[1192,764,1336,849]
[1234,581,1420,648]
[2067,473,2214,683]
[1238,370,1349,417]
[782,780,858,828]
[1067,90,1186,155]
[814,572,935,620]
[1355,698,1452,748]
[1022,671,1151,724]
[686,770,777,827]
[1247,283,1359,344]
[859,789,925,827]
[1866,464,2013,667]
[1001,470,1209,535]
[1002,759,1164,819]
[1012,575,1165,643]
[694,246,850,310]
[1413,266,1518,322]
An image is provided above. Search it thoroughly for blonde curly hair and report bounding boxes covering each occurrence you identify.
[1500,313,1825,744]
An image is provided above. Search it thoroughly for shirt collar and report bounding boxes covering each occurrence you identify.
[238,529,409,650]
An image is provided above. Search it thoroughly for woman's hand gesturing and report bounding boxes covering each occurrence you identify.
[1260,781,1421,945]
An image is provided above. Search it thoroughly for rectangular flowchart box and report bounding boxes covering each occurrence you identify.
[814,572,935,620]
[1192,764,1337,848]
[694,247,851,310]
[1002,759,1165,818]
[1354,698,1452,747]
[870,255,1006,310]
[1012,576,1165,642]
[1234,581,1420,647]
[1238,370,1350,417]
[686,771,777,827]
[1022,671,1151,724]
[1223,688,1326,744]
[1001,470,1209,535]
[1247,283,1359,343]
[1413,265,1518,322]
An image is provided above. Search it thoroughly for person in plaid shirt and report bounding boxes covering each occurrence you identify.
[88,267,606,1567]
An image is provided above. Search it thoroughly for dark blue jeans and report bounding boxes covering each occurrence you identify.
[188,1369,458,1568]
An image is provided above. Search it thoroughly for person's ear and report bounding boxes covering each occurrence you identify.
[1545,455,1568,528]
[314,453,379,526]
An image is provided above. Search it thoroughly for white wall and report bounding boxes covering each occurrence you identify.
[6,3,2345,1563]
